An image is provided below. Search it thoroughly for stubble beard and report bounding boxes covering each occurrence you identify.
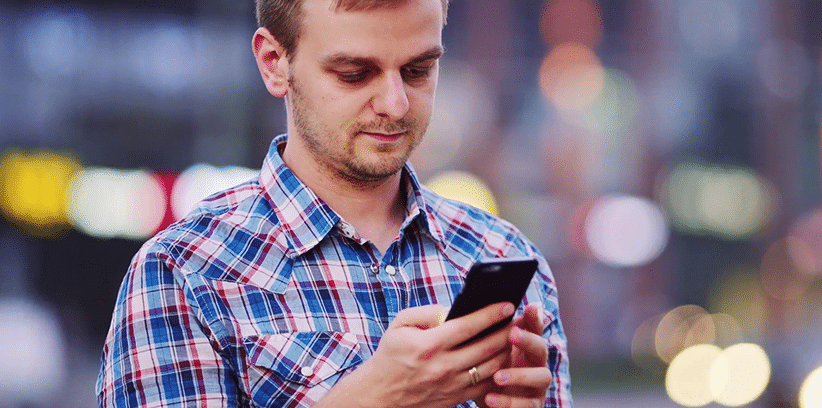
[288,75,426,186]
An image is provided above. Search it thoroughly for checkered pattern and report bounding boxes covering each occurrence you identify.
[97,134,573,407]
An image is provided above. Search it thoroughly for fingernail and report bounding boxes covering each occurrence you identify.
[485,394,502,406]
[495,370,510,385]
[501,303,515,317]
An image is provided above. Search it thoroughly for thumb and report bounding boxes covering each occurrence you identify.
[390,304,448,330]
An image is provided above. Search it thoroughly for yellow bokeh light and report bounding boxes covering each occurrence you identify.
[666,344,722,407]
[0,150,82,233]
[655,305,713,363]
[426,171,498,216]
[707,268,767,341]
[711,313,744,348]
[799,366,822,408]
[710,343,771,407]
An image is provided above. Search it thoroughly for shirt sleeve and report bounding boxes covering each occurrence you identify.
[534,258,574,408]
[96,244,241,407]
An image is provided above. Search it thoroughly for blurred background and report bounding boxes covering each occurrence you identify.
[1,0,821,406]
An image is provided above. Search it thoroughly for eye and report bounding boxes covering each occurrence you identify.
[402,66,431,82]
[337,69,372,84]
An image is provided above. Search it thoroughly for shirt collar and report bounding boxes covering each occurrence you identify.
[259,134,446,255]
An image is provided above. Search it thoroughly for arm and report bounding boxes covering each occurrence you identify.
[97,248,238,407]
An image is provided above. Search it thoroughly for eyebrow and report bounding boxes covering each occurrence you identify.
[321,46,445,68]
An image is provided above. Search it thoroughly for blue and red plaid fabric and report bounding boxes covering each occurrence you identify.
[97,134,573,407]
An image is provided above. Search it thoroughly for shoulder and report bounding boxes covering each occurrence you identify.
[138,176,290,283]
[420,185,539,260]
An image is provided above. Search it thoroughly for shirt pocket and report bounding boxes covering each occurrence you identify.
[243,331,363,407]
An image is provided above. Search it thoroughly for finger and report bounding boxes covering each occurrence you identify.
[515,303,544,335]
[447,324,512,374]
[435,302,516,349]
[484,393,546,408]
[390,304,448,330]
[460,353,511,406]
[509,326,548,365]
[493,366,552,390]
[463,345,510,385]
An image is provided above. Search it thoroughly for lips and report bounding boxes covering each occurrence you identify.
[361,131,407,142]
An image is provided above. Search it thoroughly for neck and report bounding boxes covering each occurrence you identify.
[281,141,407,253]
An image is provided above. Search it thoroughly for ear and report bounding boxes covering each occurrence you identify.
[253,27,290,98]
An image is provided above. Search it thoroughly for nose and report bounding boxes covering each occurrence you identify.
[371,72,410,120]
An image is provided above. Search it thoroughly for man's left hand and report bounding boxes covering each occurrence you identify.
[481,303,552,408]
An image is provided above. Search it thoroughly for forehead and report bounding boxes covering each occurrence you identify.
[299,0,444,63]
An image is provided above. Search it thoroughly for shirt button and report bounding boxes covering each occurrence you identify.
[369,264,379,274]
[300,366,314,377]
[386,265,397,275]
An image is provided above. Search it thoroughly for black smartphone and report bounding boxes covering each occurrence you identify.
[445,257,539,346]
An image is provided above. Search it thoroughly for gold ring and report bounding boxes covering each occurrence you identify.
[468,366,479,385]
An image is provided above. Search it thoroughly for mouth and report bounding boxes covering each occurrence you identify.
[361,131,407,142]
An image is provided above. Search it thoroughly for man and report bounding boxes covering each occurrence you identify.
[97,0,573,407]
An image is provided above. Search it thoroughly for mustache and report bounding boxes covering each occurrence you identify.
[351,119,414,134]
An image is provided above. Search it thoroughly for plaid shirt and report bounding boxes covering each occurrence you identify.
[97,134,573,408]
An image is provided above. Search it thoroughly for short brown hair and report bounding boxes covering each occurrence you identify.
[256,0,449,59]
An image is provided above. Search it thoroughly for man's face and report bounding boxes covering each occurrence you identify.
[284,0,444,183]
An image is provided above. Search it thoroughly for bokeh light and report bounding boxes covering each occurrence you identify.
[799,366,822,408]
[0,150,82,234]
[757,39,811,100]
[633,308,745,372]
[426,171,499,216]
[0,299,66,407]
[708,269,767,341]
[561,68,639,137]
[631,314,665,371]
[133,22,195,94]
[582,195,669,267]
[68,168,167,239]
[678,0,742,58]
[20,10,94,79]
[414,62,488,173]
[710,313,744,349]
[540,0,604,49]
[760,238,814,301]
[709,343,771,406]
[170,164,258,220]
[786,208,822,277]
[661,163,776,239]
[655,305,713,364]
[665,344,723,407]
[539,43,605,111]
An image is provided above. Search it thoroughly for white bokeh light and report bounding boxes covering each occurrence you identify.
[0,299,66,406]
[171,164,257,220]
[68,168,167,239]
[584,195,669,267]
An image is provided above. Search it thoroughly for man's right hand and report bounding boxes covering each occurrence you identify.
[316,302,517,408]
